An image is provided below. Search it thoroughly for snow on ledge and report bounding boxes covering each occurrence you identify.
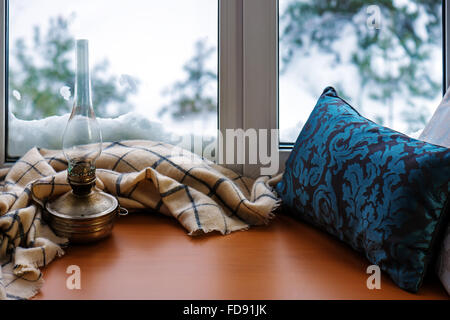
[8,112,216,159]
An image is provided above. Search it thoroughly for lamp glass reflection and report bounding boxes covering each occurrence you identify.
[62,39,102,189]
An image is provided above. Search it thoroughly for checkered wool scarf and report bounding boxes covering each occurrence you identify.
[0,140,280,300]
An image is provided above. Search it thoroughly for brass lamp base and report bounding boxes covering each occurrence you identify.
[44,190,124,244]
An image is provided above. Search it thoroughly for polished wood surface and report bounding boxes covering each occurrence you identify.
[34,213,448,300]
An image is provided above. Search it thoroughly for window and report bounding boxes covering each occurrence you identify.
[1,0,449,177]
[279,0,444,143]
[4,0,218,159]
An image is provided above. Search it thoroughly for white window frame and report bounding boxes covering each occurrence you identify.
[445,0,450,90]
[1,0,449,177]
[220,0,281,177]
[0,0,6,167]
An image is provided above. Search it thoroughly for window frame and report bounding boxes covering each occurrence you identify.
[445,0,450,91]
[1,0,449,177]
[219,0,280,177]
[0,0,6,167]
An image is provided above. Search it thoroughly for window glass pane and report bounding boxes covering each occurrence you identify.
[8,0,218,158]
[279,0,443,143]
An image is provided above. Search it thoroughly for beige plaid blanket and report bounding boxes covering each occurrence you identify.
[0,140,279,300]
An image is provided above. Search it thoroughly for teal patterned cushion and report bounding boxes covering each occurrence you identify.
[276,87,450,292]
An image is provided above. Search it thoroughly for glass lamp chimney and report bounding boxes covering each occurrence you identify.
[62,39,102,195]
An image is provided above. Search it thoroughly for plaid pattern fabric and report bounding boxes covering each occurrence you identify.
[0,140,280,300]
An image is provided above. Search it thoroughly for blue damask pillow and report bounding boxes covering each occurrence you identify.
[276,87,450,293]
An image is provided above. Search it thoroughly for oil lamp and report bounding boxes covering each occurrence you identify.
[44,40,125,243]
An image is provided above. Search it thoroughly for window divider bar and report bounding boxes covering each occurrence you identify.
[445,0,450,91]
[0,0,6,167]
[218,0,244,174]
[242,0,279,178]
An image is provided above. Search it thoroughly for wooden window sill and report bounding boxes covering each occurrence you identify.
[34,214,448,300]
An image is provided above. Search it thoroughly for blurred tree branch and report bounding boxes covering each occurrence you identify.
[9,15,139,119]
